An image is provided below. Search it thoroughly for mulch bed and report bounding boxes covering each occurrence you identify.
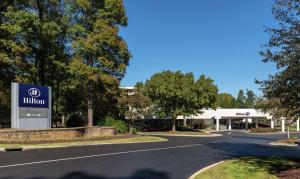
[278,168,300,179]
[0,134,137,145]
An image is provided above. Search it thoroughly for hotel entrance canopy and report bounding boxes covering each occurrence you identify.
[177,108,272,120]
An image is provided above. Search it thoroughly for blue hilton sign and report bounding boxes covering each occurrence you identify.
[11,82,51,129]
[19,83,49,108]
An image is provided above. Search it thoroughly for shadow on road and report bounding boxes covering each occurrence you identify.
[206,141,300,160]
[23,169,170,179]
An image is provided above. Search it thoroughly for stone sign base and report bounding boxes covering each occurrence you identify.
[0,127,115,142]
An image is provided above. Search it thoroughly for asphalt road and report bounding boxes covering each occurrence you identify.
[0,131,299,179]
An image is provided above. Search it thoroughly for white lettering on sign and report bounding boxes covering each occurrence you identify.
[23,97,45,105]
[22,88,45,105]
[236,112,251,116]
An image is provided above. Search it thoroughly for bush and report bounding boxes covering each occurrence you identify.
[131,127,139,134]
[177,125,189,131]
[291,135,298,140]
[99,117,129,134]
[250,128,278,133]
[66,113,85,127]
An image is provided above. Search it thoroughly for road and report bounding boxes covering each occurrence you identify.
[0,132,299,179]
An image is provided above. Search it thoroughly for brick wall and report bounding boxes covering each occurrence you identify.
[0,127,115,142]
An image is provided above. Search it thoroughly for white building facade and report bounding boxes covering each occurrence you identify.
[177,108,300,132]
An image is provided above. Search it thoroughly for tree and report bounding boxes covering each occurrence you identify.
[118,84,152,133]
[255,98,294,137]
[256,0,300,138]
[195,75,219,110]
[0,0,131,128]
[245,89,256,108]
[236,90,246,108]
[144,71,218,131]
[217,93,237,108]
[255,98,286,120]
[67,0,131,126]
[0,0,69,126]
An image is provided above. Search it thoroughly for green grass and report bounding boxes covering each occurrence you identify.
[275,126,298,131]
[195,157,300,179]
[0,136,167,149]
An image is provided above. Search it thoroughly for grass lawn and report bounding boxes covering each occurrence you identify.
[140,131,210,135]
[275,126,299,132]
[195,157,300,179]
[0,136,167,149]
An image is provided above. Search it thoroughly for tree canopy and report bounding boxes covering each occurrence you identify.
[118,84,152,133]
[0,0,130,127]
[143,71,218,131]
[257,0,300,123]
[217,93,237,108]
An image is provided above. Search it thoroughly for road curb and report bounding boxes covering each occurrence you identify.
[249,132,300,135]
[269,142,298,147]
[188,161,224,179]
[138,133,222,137]
[8,139,168,152]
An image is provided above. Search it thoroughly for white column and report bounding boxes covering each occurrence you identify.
[297,119,299,132]
[271,119,275,129]
[282,118,285,132]
[255,119,259,128]
[245,118,249,130]
[228,118,232,130]
[183,118,187,127]
[216,118,220,131]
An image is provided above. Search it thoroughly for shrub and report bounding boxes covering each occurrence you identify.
[177,125,189,131]
[290,135,298,140]
[131,127,139,134]
[250,128,278,133]
[100,117,129,134]
[66,113,85,127]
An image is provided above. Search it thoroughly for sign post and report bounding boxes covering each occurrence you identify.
[11,82,51,129]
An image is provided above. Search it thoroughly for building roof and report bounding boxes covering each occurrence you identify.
[120,87,135,90]
[177,108,272,119]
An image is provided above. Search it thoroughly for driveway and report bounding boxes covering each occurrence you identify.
[0,132,299,179]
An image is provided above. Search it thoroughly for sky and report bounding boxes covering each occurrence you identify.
[120,0,278,97]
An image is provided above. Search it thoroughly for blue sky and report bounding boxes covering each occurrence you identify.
[120,0,277,97]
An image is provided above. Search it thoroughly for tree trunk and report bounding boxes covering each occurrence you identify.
[36,0,46,85]
[287,124,290,139]
[172,118,176,132]
[87,99,93,127]
[61,113,65,128]
[129,122,133,134]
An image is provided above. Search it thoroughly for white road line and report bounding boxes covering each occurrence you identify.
[211,141,222,144]
[0,143,202,169]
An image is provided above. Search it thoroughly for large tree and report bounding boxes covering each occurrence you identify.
[62,0,131,126]
[118,84,152,133]
[255,98,294,137]
[0,0,131,127]
[245,89,256,108]
[144,71,218,131]
[257,0,300,136]
[217,93,237,108]
[0,0,69,126]
[236,90,246,108]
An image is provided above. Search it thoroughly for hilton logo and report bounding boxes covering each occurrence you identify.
[23,88,45,105]
[236,112,251,116]
[28,88,41,97]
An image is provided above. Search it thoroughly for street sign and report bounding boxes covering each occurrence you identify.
[11,82,51,129]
